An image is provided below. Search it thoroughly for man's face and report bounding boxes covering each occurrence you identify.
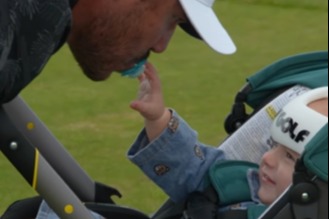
[258,144,300,205]
[68,0,187,81]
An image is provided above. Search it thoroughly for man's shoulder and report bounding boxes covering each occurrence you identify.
[0,0,72,103]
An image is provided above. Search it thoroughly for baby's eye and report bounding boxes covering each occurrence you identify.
[286,152,297,162]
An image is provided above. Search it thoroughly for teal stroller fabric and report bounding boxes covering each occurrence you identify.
[246,51,328,108]
[303,124,328,182]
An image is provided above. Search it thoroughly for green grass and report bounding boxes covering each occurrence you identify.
[220,0,328,10]
[0,1,328,215]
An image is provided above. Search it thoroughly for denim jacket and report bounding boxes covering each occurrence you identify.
[128,110,263,211]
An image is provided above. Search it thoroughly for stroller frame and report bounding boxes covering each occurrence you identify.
[0,97,148,219]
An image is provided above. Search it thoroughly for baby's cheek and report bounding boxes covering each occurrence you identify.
[278,168,294,193]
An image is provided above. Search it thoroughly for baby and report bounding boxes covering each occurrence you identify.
[128,63,328,212]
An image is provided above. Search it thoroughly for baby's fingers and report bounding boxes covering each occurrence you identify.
[137,73,146,83]
[144,63,161,90]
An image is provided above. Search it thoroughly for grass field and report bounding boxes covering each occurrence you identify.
[0,0,328,215]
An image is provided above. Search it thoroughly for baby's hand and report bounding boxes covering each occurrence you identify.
[130,63,166,122]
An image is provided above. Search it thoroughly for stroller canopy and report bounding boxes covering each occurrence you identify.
[246,51,328,108]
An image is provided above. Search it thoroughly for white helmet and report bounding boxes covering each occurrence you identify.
[271,87,328,154]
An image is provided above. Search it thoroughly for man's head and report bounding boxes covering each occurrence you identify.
[258,87,328,205]
[67,0,235,81]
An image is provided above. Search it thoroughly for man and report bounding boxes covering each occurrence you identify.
[0,0,236,104]
[1,0,236,217]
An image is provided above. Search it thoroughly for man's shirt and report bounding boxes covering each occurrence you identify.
[0,0,72,103]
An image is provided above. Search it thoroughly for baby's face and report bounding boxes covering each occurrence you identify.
[258,144,300,205]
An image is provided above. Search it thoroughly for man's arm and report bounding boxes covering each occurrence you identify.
[0,0,17,104]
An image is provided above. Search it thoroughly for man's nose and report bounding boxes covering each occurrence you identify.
[151,27,177,53]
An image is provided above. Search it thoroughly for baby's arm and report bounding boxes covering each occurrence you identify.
[128,110,226,202]
[130,63,171,141]
[129,64,228,202]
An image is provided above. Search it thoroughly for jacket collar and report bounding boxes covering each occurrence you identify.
[69,0,78,8]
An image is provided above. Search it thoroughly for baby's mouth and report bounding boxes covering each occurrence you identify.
[261,172,276,185]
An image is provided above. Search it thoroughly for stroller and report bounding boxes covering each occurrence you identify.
[1,51,328,219]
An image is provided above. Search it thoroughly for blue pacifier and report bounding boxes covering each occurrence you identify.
[120,59,147,78]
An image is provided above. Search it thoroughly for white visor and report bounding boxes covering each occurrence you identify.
[271,87,328,154]
[179,0,237,55]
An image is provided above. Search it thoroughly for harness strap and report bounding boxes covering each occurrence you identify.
[218,210,248,218]
[184,187,250,219]
[185,187,219,219]
[184,189,266,219]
